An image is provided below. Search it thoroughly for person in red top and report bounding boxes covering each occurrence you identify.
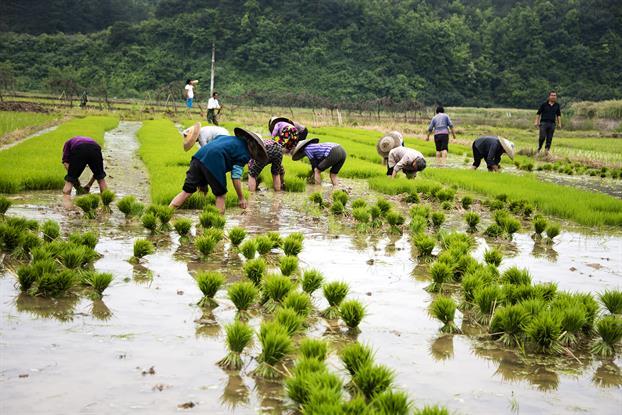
[61,136,108,208]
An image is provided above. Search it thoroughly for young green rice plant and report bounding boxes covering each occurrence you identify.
[352,198,367,209]
[194,234,218,258]
[228,281,258,318]
[132,238,155,261]
[409,216,427,234]
[483,248,503,267]
[474,285,502,324]
[266,231,282,248]
[227,226,247,246]
[74,194,99,219]
[33,269,76,297]
[375,198,392,216]
[0,196,11,215]
[431,211,445,228]
[332,190,349,206]
[502,216,521,237]
[155,205,174,227]
[490,304,528,346]
[100,189,115,209]
[299,338,328,361]
[591,315,622,358]
[255,235,274,255]
[352,363,395,401]
[218,320,254,370]
[461,195,473,210]
[17,264,40,292]
[426,262,453,293]
[204,227,224,243]
[340,299,366,330]
[41,220,60,242]
[340,342,374,377]
[545,223,561,240]
[14,232,41,258]
[274,307,305,336]
[59,245,93,269]
[440,201,453,210]
[386,211,405,228]
[116,195,144,218]
[429,295,461,334]
[287,366,342,408]
[322,281,349,319]
[352,207,370,224]
[410,205,430,219]
[283,235,303,256]
[413,233,435,257]
[414,405,450,415]
[464,211,480,231]
[301,269,325,294]
[196,271,225,307]
[262,274,295,312]
[501,266,532,285]
[369,205,382,224]
[253,322,293,379]
[282,291,313,318]
[82,272,113,299]
[533,215,548,236]
[330,201,345,215]
[520,298,547,318]
[342,396,368,414]
[525,310,563,354]
[199,211,226,229]
[284,176,306,192]
[243,257,266,286]
[461,272,485,307]
[309,191,325,207]
[68,231,98,250]
[239,239,257,259]
[173,218,192,237]
[404,192,420,204]
[558,306,587,347]
[484,223,503,238]
[141,212,158,233]
[599,290,622,315]
[576,292,600,332]
[370,390,412,415]
[533,282,557,301]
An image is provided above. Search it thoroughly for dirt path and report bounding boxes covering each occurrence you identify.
[102,121,150,203]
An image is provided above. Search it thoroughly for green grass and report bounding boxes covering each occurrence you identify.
[0,111,59,137]
[0,116,118,193]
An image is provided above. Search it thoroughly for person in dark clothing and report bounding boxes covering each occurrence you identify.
[471,136,515,172]
[535,91,562,154]
[61,136,108,208]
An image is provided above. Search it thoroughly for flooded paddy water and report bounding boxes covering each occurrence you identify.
[1,123,622,414]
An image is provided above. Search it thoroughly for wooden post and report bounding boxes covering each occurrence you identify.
[210,42,215,96]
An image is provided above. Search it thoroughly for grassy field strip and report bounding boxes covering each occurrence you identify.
[0,111,60,137]
[0,116,118,193]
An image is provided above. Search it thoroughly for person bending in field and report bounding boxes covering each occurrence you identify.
[534,90,561,155]
[291,139,347,186]
[386,146,427,178]
[169,129,267,214]
[268,116,306,153]
[426,106,456,165]
[181,122,229,151]
[61,136,108,208]
[248,140,285,192]
[471,136,515,172]
[376,132,403,165]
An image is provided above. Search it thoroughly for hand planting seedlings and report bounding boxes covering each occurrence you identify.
[429,295,461,334]
[117,195,144,219]
[426,262,453,293]
[489,304,527,346]
[254,235,274,255]
[301,269,324,294]
[227,226,247,246]
[132,239,155,262]
[228,281,258,319]
[352,363,395,401]
[217,321,254,370]
[280,255,299,276]
[173,218,192,237]
[483,247,503,266]
[196,271,225,307]
[239,239,257,259]
[243,257,266,286]
[545,223,561,241]
[599,290,622,315]
[340,299,366,330]
[100,189,115,210]
[431,211,445,228]
[321,281,350,319]
[299,338,328,361]
[253,321,293,379]
[282,291,313,317]
[591,315,622,358]
[262,274,295,312]
[283,235,303,256]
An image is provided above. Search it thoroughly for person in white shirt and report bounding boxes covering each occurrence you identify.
[387,147,427,178]
[181,123,230,152]
[207,92,221,125]
[184,79,198,108]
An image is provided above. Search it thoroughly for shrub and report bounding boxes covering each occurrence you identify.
[483,248,503,266]
[239,239,257,259]
[173,218,192,237]
[340,299,366,329]
[227,226,247,246]
[280,255,299,276]
[133,239,155,259]
[196,271,225,307]
[243,258,266,286]
[429,295,461,334]
[322,281,349,319]
[217,321,254,370]
[301,269,324,294]
[461,196,473,210]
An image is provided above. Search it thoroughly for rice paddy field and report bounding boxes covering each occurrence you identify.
[1,107,622,415]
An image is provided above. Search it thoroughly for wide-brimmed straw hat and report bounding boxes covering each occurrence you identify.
[234,128,268,163]
[182,122,201,152]
[268,116,294,133]
[498,136,515,160]
[388,131,403,142]
[291,138,320,161]
[376,134,401,157]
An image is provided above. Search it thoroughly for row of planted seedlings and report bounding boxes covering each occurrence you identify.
[162,204,451,414]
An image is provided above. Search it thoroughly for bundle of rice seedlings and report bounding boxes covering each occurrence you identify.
[352,364,394,401]
[283,235,303,256]
[369,205,382,223]
[501,284,536,305]
[490,304,528,346]
[464,212,480,231]
[431,212,445,228]
[173,218,192,237]
[474,285,502,324]
[386,211,405,227]
[545,223,561,240]
[253,322,293,379]
[440,201,453,210]
[116,195,144,218]
[330,201,345,215]
[322,281,349,319]
[196,271,225,307]
[199,211,226,229]
[262,274,295,312]
[483,248,503,266]
[0,195,11,215]
[461,273,484,306]
[100,189,115,209]
[340,299,366,330]
[520,298,547,317]
[302,269,325,294]
[287,367,342,408]
[375,198,392,216]
[227,226,247,246]
[410,205,431,219]
[502,216,521,236]
[409,216,427,234]
[413,233,435,257]
[239,239,257,259]
[74,194,99,218]
[203,205,220,215]
[291,356,327,376]
[342,396,368,414]
[132,239,155,261]
[525,311,562,354]
[461,196,473,210]
[309,192,324,207]
[599,290,622,315]
[243,257,266,286]
[280,255,299,276]
[299,338,328,361]
[285,360,327,406]
[532,282,558,301]
[204,227,224,242]
[591,315,622,358]
[155,205,174,226]
[501,266,532,285]
[576,292,600,332]
[414,405,450,415]
[17,264,39,292]
[282,291,313,318]
[275,307,305,336]
[217,321,254,370]
[82,272,113,299]
[59,245,93,268]
[352,207,370,224]
[352,198,367,209]
[68,231,98,249]
[340,342,374,377]
[266,231,282,248]
[195,234,219,258]
[333,190,349,206]
[370,390,411,415]
[426,262,453,293]
[255,235,274,255]
[0,224,20,251]
[15,232,42,258]
[483,224,503,238]
[533,215,547,235]
[34,269,76,297]
[141,212,158,233]
[41,220,60,242]
[228,281,258,318]
[429,296,461,334]
[559,306,587,346]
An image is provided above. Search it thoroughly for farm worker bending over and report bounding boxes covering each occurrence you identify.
[376,132,403,165]
[426,106,456,165]
[169,128,267,214]
[248,140,285,192]
[291,139,347,186]
[181,122,229,151]
[471,136,515,172]
[386,147,427,178]
[268,116,305,153]
[534,90,561,155]
[61,136,108,208]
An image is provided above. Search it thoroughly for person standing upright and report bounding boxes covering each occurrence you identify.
[534,91,561,155]
[207,92,221,125]
[426,106,456,165]
[184,79,198,109]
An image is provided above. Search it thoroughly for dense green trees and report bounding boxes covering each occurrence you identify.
[0,0,620,107]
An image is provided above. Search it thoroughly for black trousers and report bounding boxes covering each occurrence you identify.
[207,109,219,125]
[538,122,555,150]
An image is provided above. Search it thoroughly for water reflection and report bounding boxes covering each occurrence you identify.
[592,362,622,388]
[91,299,112,320]
[195,308,221,338]
[132,264,153,284]
[220,373,251,410]
[531,241,559,262]
[15,293,79,322]
[254,378,287,414]
[429,334,454,361]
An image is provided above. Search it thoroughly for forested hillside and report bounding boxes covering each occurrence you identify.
[0,0,620,108]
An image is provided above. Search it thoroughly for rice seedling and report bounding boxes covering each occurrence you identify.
[322,281,350,319]
[483,224,503,238]
[591,315,622,358]
[370,390,412,415]
[413,233,435,257]
[461,195,473,210]
[275,307,305,336]
[340,299,366,330]
[299,338,328,361]
[282,291,313,317]
[266,231,282,248]
[15,232,41,258]
[262,274,295,312]
[141,212,158,233]
[502,216,521,236]
[429,296,461,334]
[228,281,258,318]
[41,220,60,242]
[474,285,502,324]
[375,198,392,216]
[243,257,266,286]
[461,272,485,306]
[59,245,91,268]
[431,212,445,228]
[340,342,374,377]
[441,201,453,210]
[410,205,431,219]
[333,190,349,206]
[501,266,532,285]
[17,264,38,292]
[426,262,453,293]
[525,311,562,354]
[291,356,327,376]
[199,211,226,229]
[414,405,450,415]
[558,306,587,346]
[287,368,342,408]
[6,216,39,232]
[239,239,257,259]
[490,304,528,346]
[204,227,225,242]
[352,364,395,401]
[352,207,370,224]
[283,235,303,256]
[173,218,192,237]
[302,269,325,294]
[0,196,11,215]
[34,269,76,297]
[74,194,99,219]
[532,282,558,301]
[255,235,274,255]
[330,201,345,215]
[352,198,367,209]
[227,226,247,246]
[545,223,561,240]
[599,290,622,315]
[68,231,98,249]
[82,272,113,299]
[369,205,382,223]
[217,321,254,370]
[483,248,503,266]
[132,239,155,261]
[253,321,293,379]
[409,216,427,234]
[196,271,225,307]
[342,396,368,414]
[284,177,306,192]
[404,192,420,203]
[100,189,115,209]
[194,234,219,258]
[464,211,480,231]
[116,195,144,218]
[533,215,548,235]
[309,191,325,207]
[386,211,405,227]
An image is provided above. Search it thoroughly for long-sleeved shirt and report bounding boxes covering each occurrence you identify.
[198,126,229,147]
[207,97,220,109]
[303,143,338,169]
[473,136,504,168]
[387,147,424,173]
[428,113,453,135]
[536,102,561,123]
[62,136,98,163]
[271,121,293,136]
[193,135,250,191]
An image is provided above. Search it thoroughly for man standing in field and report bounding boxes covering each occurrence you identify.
[207,92,221,125]
[535,91,561,155]
[61,136,108,208]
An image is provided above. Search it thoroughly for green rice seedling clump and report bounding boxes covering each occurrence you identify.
[196,271,225,307]
[525,311,562,354]
[287,368,342,408]
[266,231,282,248]
[239,239,257,259]
[533,215,548,235]
[173,218,192,237]
[441,201,453,210]
[228,281,258,317]
[284,176,306,192]
[370,390,412,415]
[502,216,521,236]
[302,269,324,294]
[283,235,303,256]
[352,363,395,401]
[68,231,98,249]
[282,291,313,317]
[591,315,622,358]
[0,196,11,215]
[343,396,368,414]
[33,269,76,297]
[599,290,622,315]
[199,211,226,229]
[74,194,99,218]
[60,245,95,268]
[17,264,39,291]
[155,205,174,225]
[474,285,502,324]
[309,192,324,207]
[352,207,370,224]
[484,223,503,238]
[461,195,473,210]
[299,338,328,361]
[464,212,480,231]
[533,282,558,301]
[340,342,374,377]
[376,198,392,216]
[333,190,349,206]
[426,262,453,293]
[16,232,42,257]
[82,272,113,299]
[262,274,295,312]
[340,299,366,330]
[414,405,450,415]
[409,216,427,234]
[501,266,532,285]
[275,307,305,336]
[100,189,115,208]
[227,226,246,246]
[410,205,430,219]
[558,306,587,346]
[133,238,155,260]
[255,235,274,255]
[490,304,528,346]
[291,356,327,376]
[243,257,266,286]
[546,223,561,240]
[254,322,293,379]
[218,321,254,370]
[431,212,445,228]
[429,295,461,334]
[352,198,367,209]
[42,220,60,242]
[483,248,503,266]
[141,212,158,233]
[405,192,420,204]
[369,205,382,223]
[461,272,485,305]
[322,281,349,319]
[116,195,144,218]
[413,233,435,257]
[330,201,345,215]
[194,234,219,258]
[386,211,405,227]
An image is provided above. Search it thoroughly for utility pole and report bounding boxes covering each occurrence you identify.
[210,41,215,96]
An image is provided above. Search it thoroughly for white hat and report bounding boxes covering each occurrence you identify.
[498,136,515,160]
[376,135,401,157]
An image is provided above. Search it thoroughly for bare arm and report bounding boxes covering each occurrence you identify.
[450,126,456,141]
[534,115,540,126]
[232,179,247,209]
[557,115,562,129]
